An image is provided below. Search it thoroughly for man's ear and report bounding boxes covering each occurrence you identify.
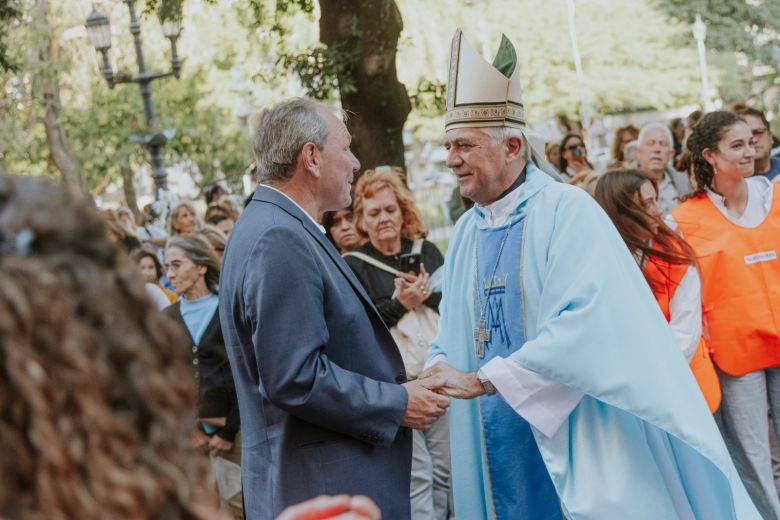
[505,136,524,162]
[300,142,321,178]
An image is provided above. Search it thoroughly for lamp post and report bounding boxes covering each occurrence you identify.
[85,0,182,199]
[565,0,591,143]
[692,14,714,112]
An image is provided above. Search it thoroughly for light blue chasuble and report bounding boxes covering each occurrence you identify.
[475,216,560,519]
[429,162,760,519]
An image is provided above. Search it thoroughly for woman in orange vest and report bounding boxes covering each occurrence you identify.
[670,110,780,520]
[594,169,721,414]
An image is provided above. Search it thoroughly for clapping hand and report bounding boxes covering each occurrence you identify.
[419,361,484,399]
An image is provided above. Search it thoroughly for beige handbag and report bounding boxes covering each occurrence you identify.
[344,240,439,379]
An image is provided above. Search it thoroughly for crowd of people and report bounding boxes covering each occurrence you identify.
[3,26,780,520]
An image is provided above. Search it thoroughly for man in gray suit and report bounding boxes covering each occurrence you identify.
[635,122,691,213]
[219,98,449,520]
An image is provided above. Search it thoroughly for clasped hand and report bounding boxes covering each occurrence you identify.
[401,362,486,430]
[418,362,484,400]
[401,374,449,430]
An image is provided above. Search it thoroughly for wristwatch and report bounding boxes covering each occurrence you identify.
[477,369,496,395]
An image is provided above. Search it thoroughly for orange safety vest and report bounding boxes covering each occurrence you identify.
[672,190,780,376]
[643,255,721,412]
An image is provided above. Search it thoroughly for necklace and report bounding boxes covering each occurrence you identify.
[473,223,513,357]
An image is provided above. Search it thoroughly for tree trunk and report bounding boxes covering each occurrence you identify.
[319,0,410,176]
[120,163,140,218]
[32,0,85,193]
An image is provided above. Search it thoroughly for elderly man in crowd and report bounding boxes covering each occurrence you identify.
[635,122,691,212]
[422,29,759,520]
[219,98,449,520]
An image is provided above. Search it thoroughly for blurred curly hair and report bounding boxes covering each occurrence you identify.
[353,167,427,241]
[0,175,222,519]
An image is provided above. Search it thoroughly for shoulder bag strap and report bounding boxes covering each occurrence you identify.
[411,238,424,255]
[342,251,401,276]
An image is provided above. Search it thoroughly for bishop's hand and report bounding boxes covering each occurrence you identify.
[419,361,485,400]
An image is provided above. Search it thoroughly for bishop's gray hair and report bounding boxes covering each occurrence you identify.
[481,126,563,181]
[251,98,331,183]
[482,126,532,161]
[637,122,673,148]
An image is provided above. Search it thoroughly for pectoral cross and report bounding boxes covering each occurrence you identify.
[474,319,490,357]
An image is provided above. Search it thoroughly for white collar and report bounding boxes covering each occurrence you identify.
[476,182,525,227]
[704,176,773,227]
[262,185,326,233]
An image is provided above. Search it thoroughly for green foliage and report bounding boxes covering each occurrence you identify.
[0,0,22,71]
[654,0,780,58]
[409,80,446,116]
[278,44,357,99]
[143,0,192,19]
[61,70,248,192]
[240,0,315,32]
[156,0,184,23]
[654,0,780,110]
[397,0,702,125]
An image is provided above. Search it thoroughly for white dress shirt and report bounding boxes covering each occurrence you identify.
[262,184,327,234]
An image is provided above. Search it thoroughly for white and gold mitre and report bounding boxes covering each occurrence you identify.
[445,29,526,130]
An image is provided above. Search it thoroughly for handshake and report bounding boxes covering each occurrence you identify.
[400,362,486,431]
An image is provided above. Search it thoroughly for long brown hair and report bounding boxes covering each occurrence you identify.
[0,175,221,519]
[610,125,639,163]
[594,169,698,290]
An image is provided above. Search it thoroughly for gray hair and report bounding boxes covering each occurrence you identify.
[251,98,331,183]
[637,122,673,148]
[165,235,221,294]
[481,127,532,161]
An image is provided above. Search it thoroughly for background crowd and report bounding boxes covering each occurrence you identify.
[2,98,779,519]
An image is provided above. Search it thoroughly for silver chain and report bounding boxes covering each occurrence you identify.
[474,223,514,323]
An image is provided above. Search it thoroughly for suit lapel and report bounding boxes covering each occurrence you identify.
[254,186,391,327]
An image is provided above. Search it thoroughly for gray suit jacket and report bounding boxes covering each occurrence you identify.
[219,186,412,520]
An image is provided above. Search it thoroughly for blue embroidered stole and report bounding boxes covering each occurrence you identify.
[475,216,560,519]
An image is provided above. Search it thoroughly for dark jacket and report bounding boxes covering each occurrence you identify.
[164,302,240,442]
[219,186,411,520]
[344,238,444,328]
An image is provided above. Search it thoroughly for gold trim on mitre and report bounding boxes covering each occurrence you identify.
[445,29,526,130]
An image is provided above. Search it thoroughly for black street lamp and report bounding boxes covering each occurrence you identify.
[85,0,182,199]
